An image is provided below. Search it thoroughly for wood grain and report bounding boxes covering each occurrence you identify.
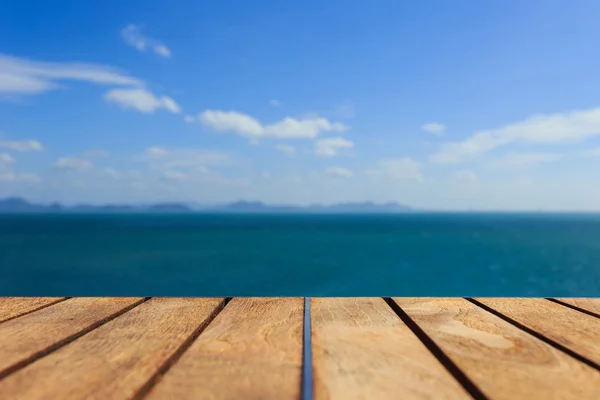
[475,298,600,366]
[0,297,66,323]
[555,298,600,317]
[394,297,600,400]
[146,297,304,400]
[0,297,143,377]
[0,297,225,400]
[311,297,468,400]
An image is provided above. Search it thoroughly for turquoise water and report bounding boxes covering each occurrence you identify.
[1,213,599,296]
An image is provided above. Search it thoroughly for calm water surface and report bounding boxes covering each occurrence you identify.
[1,213,599,296]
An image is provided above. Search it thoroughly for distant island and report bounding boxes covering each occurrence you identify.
[0,197,412,213]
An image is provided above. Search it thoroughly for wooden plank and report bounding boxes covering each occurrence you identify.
[311,298,469,400]
[0,297,225,400]
[555,298,600,317]
[145,297,303,400]
[475,298,600,366]
[0,297,66,323]
[0,297,143,378]
[393,298,600,400]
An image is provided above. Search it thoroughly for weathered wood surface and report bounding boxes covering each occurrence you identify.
[0,298,225,400]
[556,298,600,317]
[146,297,304,400]
[475,298,600,367]
[0,297,66,323]
[311,297,469,400]
[0,297,599,400]
[0,297,144,378]
[393,297,600,400]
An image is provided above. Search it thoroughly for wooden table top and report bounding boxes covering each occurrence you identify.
[0,297,599,399]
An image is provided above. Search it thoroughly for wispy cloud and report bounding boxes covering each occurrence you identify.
[104,88,181,114]
[270,99,281,107]
[139,146,233,170]
[54,157,93,172]
[314,137,354,157]
[82,149,110,159]
[0,153,16,165]
[161,169,188,182]
[137,147,245,187]
[454,169,477,181]
[0,54,142,96]
[422,122,446,136]
[365,158,422,181]
[275,144,296,155]
[0,139,43,152]
[334,101,355,119]
[193,110,347,140]
[121,24,172,58]
[488,152,562,168]
[325,166,353,178]
[0,149,41,183]
[0,171,40,183]
[100,168,121,179]
[581,147,600,157]
[430,107,600,164]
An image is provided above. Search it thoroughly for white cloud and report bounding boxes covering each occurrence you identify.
[0,139,44,152]
[200,111,262,136]
[82,149,110,159]
[365,158,422,181]
[0,153,16,165]
[314,137,354,157]
[488,152,562,168]
[184,115,195,123]
[198,110,347,140]
[104,88,181,114]
[139,147,232,170]
[146,146,169,156]
[0,54,142,95]
[121,24,172,58]
[0,171,40,183]
[334,101,355,119]
[325,166,353,178]
[154,45,171,58]
[275,144,296,155]
[270,99,281,107]
[0,151,40,183]
[582,147,600,157]
[162,170,188,181]
[54,157,93,171]
[454,169,477,181]
[100,168,121,179]
[431,107,600,164]
[422,122,446,135]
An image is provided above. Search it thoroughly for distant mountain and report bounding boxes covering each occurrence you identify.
[0,197,63,212]
[146,203,193,212]
[0,197,412,213]
[211,200,411,213]
[312,202,411,213]
[213,201,297,212]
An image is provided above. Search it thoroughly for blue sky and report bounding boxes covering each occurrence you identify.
[2,0,600,209]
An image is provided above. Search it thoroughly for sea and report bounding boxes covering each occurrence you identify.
[1,213,599,297]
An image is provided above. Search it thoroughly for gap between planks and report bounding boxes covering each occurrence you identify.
[384,298,487,400]
[392,298,600,400]
[547,298,600,320]
[0,297,149,380]
[467,298,600,372]
[1,297,600,400]
[0,297,70,324]
[132,297,231,399]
